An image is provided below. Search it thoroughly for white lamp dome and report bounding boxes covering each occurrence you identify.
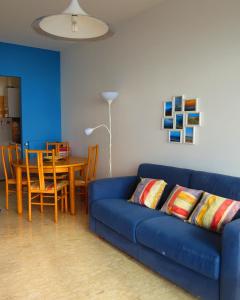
[101,91,119,102]
[84,128,94,136]
[36,0,109,40]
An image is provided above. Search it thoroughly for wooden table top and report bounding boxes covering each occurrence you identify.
[13,156,87,169]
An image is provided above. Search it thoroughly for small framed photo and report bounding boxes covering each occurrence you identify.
[184,127,195,144]
[186,112,202,126]
[184,98,199,112]
[169,130,182,144]
[164,101,173,117]
[174,96,184,112]
[162,117,174,130]
[175,113,184,130]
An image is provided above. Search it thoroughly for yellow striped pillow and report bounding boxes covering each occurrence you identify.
[161,185,203,220]
[188,192,240,233]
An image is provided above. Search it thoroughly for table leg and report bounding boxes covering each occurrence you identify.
[16,166,23,215]
[69,166,76,215]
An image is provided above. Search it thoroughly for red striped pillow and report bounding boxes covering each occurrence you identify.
[161,185,203,220]
[130,178,167,209]
[189,192,240,233]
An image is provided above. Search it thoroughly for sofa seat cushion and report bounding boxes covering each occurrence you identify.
[136,216,221,280]
[91,198,165,243]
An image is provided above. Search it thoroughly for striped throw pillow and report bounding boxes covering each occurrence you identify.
[130,178,167,209]
[189,192,240,233]
[161,185,203,220]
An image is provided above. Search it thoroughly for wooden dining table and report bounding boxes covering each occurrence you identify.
[13,156,87,215]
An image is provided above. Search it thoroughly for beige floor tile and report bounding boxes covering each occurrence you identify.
[0,182,195,300]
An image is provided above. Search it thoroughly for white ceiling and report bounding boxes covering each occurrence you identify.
[0,0,165,51]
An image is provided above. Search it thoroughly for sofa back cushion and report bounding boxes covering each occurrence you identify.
[189,171,240,201]
[138,164,192,208]
[138,164,240,208]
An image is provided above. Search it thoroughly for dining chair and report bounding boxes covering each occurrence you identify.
[46,142,70,180]
[46,142,70,158]
[0,145,27,209]
[25,149,68,223]
[75,145,99,213]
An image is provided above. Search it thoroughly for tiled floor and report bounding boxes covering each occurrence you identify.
[0,182,195,300]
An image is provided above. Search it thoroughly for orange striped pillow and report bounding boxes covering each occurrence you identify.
[188,192,240,233]
[130,178,167,209]
[161,185,203,220]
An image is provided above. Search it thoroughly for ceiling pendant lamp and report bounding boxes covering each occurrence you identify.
[36,0,109,40]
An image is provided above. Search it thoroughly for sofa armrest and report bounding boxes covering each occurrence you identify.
[221,219,240,300]
[89,176,139,204]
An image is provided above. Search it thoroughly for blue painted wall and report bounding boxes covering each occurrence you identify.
[0,42,61,149]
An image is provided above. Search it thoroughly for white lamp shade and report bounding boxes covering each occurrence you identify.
[38,15,109,39]
[84,128,94,136]
[101,91,119,102]
[36,0,109,40]
[63,0,87,15]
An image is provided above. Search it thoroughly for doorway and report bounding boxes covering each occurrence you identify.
[0,76,21,179]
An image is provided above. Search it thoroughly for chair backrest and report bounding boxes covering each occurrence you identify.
[25,149,57,192]
[0,144,21,180]
[1,146,10,181]
[46,142,70,158]
[85,145,99,183]
[8,144,21,178]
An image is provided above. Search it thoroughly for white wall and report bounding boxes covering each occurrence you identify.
[61,0,240,178]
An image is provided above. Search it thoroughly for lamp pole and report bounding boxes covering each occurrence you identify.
[107,100,112,177]
[84,91,118,178]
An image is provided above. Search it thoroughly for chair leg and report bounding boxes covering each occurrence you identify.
[5,183,9,210]
[61,189,64,213]
[40,194,43,213]
[54,193,58,223]
[64,186,68,213]
[28,192,32,222]
[85,187,88,214]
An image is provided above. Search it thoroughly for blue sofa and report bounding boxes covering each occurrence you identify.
[89,164,240,300]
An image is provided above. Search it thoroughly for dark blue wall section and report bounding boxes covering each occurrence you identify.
[0,42,61,149]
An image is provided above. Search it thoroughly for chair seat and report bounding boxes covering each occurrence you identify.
[30,180,68,192]
[136,216,221,280]
[75,179,86,186]
[8,177,28,185]
[45,173,68,180]
[8,178,17,184]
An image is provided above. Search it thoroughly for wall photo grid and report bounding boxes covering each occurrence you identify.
[162,96,202,145]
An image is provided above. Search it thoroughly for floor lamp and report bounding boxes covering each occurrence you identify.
[84,91,119,177]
